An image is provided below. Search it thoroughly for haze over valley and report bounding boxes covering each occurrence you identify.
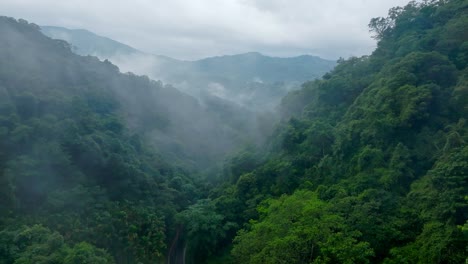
[41,26,336,111]
[0,0,466,263]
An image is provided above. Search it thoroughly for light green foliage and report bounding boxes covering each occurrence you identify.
[65,242,114,264]
[232,190,373,263]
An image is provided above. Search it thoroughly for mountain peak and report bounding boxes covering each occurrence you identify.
[239,51,263,57]
[41,25,139,57]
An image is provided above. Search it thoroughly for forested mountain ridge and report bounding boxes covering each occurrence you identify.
[0,0,467,263]
[40,26,336,111]
[0,16,255,263]
[42,25,334,82]
[190,0,467,263]
[40,25,334,83]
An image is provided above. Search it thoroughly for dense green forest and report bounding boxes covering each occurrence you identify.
[204,0,468,263]
[0,15,256,263]
[0,16,208,263]
[0,0,467,263]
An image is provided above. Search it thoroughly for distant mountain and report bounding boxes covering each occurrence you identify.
[182,52,336,110]
[41,26,336,111]
[41,26,139,57]
[193,52,334,83]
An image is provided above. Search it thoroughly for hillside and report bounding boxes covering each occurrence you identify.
[40,26,336,111]
[0,0,467,263]
[0,16,261,263]
[0,17,190,263]
[189,0,467,263]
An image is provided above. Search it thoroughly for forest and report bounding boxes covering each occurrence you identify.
[0,0,467,263]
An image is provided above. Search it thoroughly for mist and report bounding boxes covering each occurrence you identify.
[1,0,411,60]
[2,0,466,263]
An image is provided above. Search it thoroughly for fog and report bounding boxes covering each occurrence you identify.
[2,0,466,262]
[1,0,410,60]
[41,26,337,113]
[0,17,265,180]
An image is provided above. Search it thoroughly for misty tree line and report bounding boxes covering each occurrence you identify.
[0,0,467,263]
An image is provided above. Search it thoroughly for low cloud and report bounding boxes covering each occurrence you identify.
[1,0,410,59]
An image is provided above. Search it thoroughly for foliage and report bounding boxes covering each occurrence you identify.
[0,16,202,263]
[210,0,468,262]
[0,225,114,264]
[1,0,467,263]
[232,190,374,264]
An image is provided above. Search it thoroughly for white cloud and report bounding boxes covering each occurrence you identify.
[0,0,410,60]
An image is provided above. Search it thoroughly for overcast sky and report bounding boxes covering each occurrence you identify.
[1,0,410,60]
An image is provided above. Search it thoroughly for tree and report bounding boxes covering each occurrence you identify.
[232,190,373,263]
[176,199,232,262]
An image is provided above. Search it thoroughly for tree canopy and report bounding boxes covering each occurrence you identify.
[0,0,467,263]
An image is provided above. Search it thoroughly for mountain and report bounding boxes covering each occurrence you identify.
[41,26,140,57]
[2,0,465,263]
[193,51,333,82]
[38,26,267,171]
[172,52,336,110]
[191,0,467,263]
[40,26,334,83]
[40,26,336,111]
[0,16,272,264]
[0,17,194,263]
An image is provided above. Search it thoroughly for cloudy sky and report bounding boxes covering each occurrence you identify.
[1,0,410,60]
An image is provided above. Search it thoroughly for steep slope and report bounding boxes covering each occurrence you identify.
[40,26,336,111]
[0,16,256,264]
[0,17,184,263]
[186,0,467,263]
